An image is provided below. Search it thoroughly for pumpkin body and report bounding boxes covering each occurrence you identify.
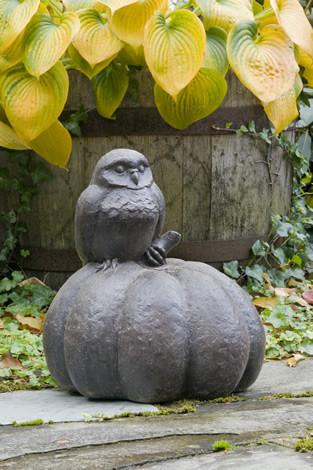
[43,259,265,403]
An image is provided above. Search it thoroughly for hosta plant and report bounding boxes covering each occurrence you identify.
[0,0,312,167]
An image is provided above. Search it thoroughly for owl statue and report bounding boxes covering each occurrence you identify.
[75,149,180,268]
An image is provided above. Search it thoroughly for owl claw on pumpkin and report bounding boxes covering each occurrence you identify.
[96,258,119,272]
[144,244,166,267]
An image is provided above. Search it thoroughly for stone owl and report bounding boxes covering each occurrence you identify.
[75,148,176,268]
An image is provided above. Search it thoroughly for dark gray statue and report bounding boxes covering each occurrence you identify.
[75,149,180,267]
[44,149,265,403]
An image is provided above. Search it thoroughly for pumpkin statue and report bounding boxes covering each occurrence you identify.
[43,149,265,403]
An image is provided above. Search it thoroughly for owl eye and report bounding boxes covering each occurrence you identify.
[138,164,145,173]
[115,165,125,174]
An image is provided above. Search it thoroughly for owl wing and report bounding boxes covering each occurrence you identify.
[75,184,107,263]
[151,182,166,240]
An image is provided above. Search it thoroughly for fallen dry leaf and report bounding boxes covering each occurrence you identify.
[287,353,305,368]
[19,277,47,287]
[287,278,301,287]
[302,290,313,305]
[293,296,310,307]
[16,315,43,332]
[274,287,296,297]
[253,296,280,309]
[0,353,22,369]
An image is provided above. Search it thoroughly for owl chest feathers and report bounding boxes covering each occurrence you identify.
[100,187,160,221]
[76,184,163,263]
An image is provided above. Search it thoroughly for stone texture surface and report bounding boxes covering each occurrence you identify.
[1,356,313,469]
[0,390,157,426]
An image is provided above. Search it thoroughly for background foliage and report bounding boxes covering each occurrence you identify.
[0,0,313,166]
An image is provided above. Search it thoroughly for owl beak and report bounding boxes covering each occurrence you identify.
[130,171,139,185]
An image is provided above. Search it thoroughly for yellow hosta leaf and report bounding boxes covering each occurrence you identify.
[0,0,40,54]
[63,0,97,10]
[24,12,80,77]
[117,44,146,66]
[0,62,69,141]
[101,0,137,14]
[30,120,72,167]
[154,68,227,129]
[227,21,299,103]
[196,0,253,31]
[0,32,25,73]
[72,9,122,67]
[0,121,29,150]
[92,63,129,119]
[204,27,228,77]
[298,47,313,87]
[263,75,302,133]
[110,0,167,48]
[144,10,206,97]
[270,0,313,58]
[67,45,117,79]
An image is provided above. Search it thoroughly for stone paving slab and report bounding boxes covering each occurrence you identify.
[241,359,313,398]
[1,398,312,460]
[0,389,157,425]
[142,445,313,470]
[1,359,313,468]
[1,359,312,427]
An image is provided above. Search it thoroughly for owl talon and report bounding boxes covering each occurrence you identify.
[145,246,166,267]
[96,259,119,272]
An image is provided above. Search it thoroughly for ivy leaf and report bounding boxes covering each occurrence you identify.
[223,260,240,279]
[272,247,286,265]
[276,221,293,237]
[297,130,312,160]
[245,265,264,283]
[251,240,269,257]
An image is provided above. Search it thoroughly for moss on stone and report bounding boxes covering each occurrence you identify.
[12,419,45,427]
[258,391,313,401]
[212,440,234,452]
[295,437,313,452]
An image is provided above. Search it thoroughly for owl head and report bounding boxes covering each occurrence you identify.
[91,149,153,190]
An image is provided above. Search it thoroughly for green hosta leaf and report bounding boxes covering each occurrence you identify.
[24,12,80,77]
[72,9,122,67]
[117,44,146,67]
[196,0,253,31]
[144,10,206,98]
[204,27,228,76]
[223,260,240,279]
[92,63,129,119]
[0,0,40,54]
[0,62,69,141]
[227,21,299,103]
[154,68,227,130]
[67,45,117,80]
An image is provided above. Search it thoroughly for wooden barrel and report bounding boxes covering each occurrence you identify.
[3,71,292,288]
